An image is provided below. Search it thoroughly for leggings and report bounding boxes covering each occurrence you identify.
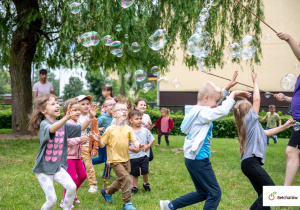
[36,167,76,210]
[64,159,87,197]
[158,131,169,145]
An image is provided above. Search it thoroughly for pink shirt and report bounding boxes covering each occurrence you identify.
[32,81,54,96]
[161,117,170,133]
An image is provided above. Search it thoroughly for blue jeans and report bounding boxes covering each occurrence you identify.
[171,158,221,210]
[92,146,111,177]
[266,127,276,144]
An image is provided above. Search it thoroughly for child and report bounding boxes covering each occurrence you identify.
[134,98,152,130]
[110,94,132,126]
[28,94,98,210]
[76,95,99,193]
[153,108,174,146]
[260,105,281,145]
[128,110,155,193]
[101,85,115,114]
[92,98,116,179]
[98,102,145,210]
[60,99,88,208]
[233,73,294,210]
[160,72,251,210]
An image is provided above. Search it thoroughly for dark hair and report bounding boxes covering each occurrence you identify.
[129,109,143,119]
[39,69,47,74]
[134,98,147,108]
[28,94,57,132]
[101,85,114,98]
[63,99,79,115]
[269,105,275,109]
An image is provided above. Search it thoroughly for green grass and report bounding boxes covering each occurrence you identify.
[0,129,12,134]
[0,135,298,209]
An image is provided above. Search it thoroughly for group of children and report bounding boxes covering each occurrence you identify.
[30,84,174,210]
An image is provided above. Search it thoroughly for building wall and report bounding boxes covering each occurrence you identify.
[159,0,300,98]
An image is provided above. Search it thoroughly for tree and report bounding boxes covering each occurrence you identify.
[138,88,157,102]
[0,0,264,134]
[63,76,84,101]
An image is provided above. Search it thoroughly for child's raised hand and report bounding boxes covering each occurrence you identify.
[251,72,257,84]
[277,32,290,41]
[224,71,238,91]
[231,91,252,99]
[65,103,75,119]
[88,104,99,118]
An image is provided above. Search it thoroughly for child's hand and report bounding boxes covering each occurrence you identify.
[277,32,290,41]
[88,104,99,118]
[91,151,97,157]
[140,144,146,151]
[91,131,100,142]
[225,71,238,91]
[274,93,286,101]
[251,72,258,84]
[99,127,105,132]
[285,119,296,128]
[231,91,252,99]
[80,136,89,144]
[65,104,75,119]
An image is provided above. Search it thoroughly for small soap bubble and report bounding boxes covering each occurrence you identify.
[294,121,300,131]
[286,73,297,84]
[131,42,140,52]
[125,34,129,39]
[116,24,122,32]
[264,92,271,99]
[295,64,300,70]
[70,2,80,14]
[147,29,168,51]
[226,43,241,58]
[151,66,159,76]
[80,31,100,47]
[118,0,135,8]
[110,41,123,55]
[117,52,123,57]
[280,77,293,90]
[105,77,112,87]
[208,1,219,6]
[135,70,146,82]
[158,78,168,82]
[265,34,271,41]
[103,35,112,46]
[143,83,152,93]
[171,78,181,88]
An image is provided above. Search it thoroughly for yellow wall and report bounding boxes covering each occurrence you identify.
[159,0,300,92]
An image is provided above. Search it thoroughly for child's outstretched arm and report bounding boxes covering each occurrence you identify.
[129,146,140,153]
[260,116,267,123]
[264,119,295,137]
[81,104,99,131]
[278,115,282,127]
[49,104,73,133]
[224,71,239,91]
[252,72,260,114]
[277,32,300,62]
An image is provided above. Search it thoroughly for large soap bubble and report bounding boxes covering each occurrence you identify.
[131,42,140,52]
[226,43,241,58]
[80,31,100,47]
[240,35,257,60]
[143,83,152,93]
[110,41,123,55]
[280,77,294,90]
[103,35,112,46]
[118,0,135,8]
[70,2,80,14]
[135,70,146,82]
[148,29,168,51]
[286,73,297,84]
[171,78,181,88]
[151,66,159,76]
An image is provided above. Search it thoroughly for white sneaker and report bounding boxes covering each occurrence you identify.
[88,185,98,193]
[160,200,171,210]
[60,199,75,209]
[74,195,80,204]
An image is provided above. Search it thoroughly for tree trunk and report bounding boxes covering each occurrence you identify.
[9,0,41,135]
[120,73,125,94]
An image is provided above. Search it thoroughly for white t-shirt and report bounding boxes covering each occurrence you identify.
[142,114,152,128]
[78,115,90,147]
[32,81,54,96]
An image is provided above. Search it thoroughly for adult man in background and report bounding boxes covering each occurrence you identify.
[32,69,55,100]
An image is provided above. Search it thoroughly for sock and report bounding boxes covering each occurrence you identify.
[144,182,148,185]
[168,201,174,210]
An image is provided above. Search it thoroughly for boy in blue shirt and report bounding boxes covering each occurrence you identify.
[92,98,115,179]
[160,72,251,210]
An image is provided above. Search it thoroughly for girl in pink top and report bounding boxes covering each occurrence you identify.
[153,108,174,146]
[60,99,88,208]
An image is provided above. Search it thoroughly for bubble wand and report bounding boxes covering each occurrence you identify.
[234,0,277,33]
[102,164,111,189]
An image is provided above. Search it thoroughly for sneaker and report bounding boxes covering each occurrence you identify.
[160,200,171,210]
[74,195,80,204]
[155,144,160,146]
[60,199,75,209]
[88,185,97,193]
[123,202,136,210]
[101,188,113,203]
[274,136,278,144]
[131,186,139,194]
[143,183,151,192]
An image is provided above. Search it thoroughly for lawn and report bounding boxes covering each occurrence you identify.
[0,135,298,210]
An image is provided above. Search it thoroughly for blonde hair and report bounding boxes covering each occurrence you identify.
[197,81,222,102]
[161,108,170,117]
[28,94,57,133]
[63,99,79,116]
[233,100,252,154]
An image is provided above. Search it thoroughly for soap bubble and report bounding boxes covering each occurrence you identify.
[240,35,257,60]
[70,2,80,14]
[186,34,207,57]
[226,43,241,58]
[105,77,112,87]
[110,41,123,55]
[118,0,135,8]
[148,29,168,51]
[80,31,100,47]
[265,34,271,41]
[294,121,300,131]
[103,35,112,46]
[158,78,168,82]
[295,64,300,70]
[131,42,140,52]
[280,77,294,90]
[199,8,210,22]
[125,34,128,39]
[264,92,271,99]
[143,83,152,93]
[208,1,219,6]
[135,70,146,82]
[286,73,297,84]
[151,66,159,76]
[171,78,181,88]
[116,24,122,32]
[117,52,123,57]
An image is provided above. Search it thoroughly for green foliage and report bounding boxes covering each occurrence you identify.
[137,88,157,102]
[0,110,12,129]
[63,76,84,100]
[0,69,11,102]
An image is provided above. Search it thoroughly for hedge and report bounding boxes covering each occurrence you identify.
[0,109,293,138]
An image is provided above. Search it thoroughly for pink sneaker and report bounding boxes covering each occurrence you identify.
[155,144,160,146]
[74,195,80,204]
[131,183,133,189]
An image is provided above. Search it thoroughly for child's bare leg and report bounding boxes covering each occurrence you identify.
[142,174,149,183]
[284,146,300,185]
[133,176,139,186]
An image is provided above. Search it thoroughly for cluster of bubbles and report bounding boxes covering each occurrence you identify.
[70,2,80,14]
[185,0,219,72]
[143,83,152,93]
[280,73,297,90]
[227,35,257,60]
[80,31,100,47]
[148,29,168,51]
